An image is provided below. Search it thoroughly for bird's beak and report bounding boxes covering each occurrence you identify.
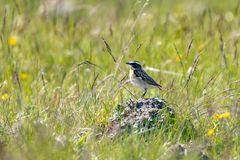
[126,62,131,65]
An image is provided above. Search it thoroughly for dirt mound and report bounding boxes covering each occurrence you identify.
[108,98,175,138]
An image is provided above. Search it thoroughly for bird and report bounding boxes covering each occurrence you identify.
[126,61,162,97]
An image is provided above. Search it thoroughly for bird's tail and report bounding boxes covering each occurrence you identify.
[157,84,163,90]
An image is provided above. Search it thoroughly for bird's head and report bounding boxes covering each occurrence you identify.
[126,61,142,70]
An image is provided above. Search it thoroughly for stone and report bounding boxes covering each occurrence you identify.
[108,98,175,138]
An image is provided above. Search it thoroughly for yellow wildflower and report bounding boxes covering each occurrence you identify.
[207,128,215,136]
[175,54,182,62]
[1,93,10,100]
[213,113,221,120]
[20,72,29,80]
[220,112,230,119]
[213,112,231,120]
[8,35,17,46]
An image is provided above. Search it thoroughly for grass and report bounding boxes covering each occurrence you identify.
[0,0,239,159]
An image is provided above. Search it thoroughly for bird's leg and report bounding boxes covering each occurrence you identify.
[141,88,147,98]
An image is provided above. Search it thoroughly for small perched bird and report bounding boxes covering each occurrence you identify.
[126,61,162,97]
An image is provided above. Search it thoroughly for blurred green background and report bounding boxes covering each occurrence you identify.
[0,0,239,159]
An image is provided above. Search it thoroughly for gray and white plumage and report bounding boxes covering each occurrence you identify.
[126,61,162,97]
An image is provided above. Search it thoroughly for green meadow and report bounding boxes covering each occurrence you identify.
[0,0,239,159]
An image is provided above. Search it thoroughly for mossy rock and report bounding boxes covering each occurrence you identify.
[108,98,175,138]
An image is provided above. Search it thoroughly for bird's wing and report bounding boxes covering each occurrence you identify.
[134,69,162,88]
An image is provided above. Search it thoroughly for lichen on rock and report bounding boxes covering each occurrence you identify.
[108,98,175,138]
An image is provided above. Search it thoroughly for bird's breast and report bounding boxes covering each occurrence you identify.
[129,69,135,80]
[129,69,149,90]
